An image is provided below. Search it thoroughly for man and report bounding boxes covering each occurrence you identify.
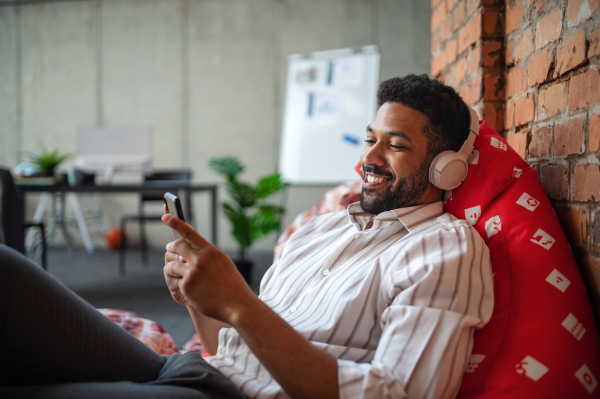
[0,75,493,399]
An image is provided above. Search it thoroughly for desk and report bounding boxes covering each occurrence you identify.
[17,182,218,254]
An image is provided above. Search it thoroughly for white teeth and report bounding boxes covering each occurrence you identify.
[366,175,387,184]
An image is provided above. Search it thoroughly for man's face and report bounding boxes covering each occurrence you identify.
[360,102,436,214]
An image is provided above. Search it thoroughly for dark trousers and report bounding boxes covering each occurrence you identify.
[0,244,247,399]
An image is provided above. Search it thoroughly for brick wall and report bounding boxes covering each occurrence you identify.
[431,0,600,322]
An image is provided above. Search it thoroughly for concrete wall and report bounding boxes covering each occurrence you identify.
[0,0,430,253]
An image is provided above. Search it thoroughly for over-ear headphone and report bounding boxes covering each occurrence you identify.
[428,105,480,190]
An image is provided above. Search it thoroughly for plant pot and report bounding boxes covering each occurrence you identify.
[234,260,253,284]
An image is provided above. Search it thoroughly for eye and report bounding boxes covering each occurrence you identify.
[364,139,376,145]
[389,144,405,150]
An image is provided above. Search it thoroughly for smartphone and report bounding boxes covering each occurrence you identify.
[164,192,185,240]
[164,192,185,222]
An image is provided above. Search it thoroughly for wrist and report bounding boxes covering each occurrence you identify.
[226,294,265,329]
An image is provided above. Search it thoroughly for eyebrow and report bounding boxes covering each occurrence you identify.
[366,125,413,143]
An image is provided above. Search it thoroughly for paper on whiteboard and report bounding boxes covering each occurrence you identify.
[332,57,364,87]
[308,92,342,118]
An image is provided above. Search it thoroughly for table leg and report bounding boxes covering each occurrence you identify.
[68,193,95,255]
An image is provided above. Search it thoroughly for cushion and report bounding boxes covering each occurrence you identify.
[446,122,599,397]
[276,120,600,397]
[97,308,179,356]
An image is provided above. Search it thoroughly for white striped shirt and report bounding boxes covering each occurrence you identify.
[205,201,494,399]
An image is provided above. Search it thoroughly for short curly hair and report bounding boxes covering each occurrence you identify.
[377,74,471,159]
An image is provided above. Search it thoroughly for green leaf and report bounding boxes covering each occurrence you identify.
[226,177,256,208]
[250,207,281,240]
[253,174,286,199]
[208,156,244,178]
[26,145,74,176]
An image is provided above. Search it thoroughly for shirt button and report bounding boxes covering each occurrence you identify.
[219,347,226,355]
[323,269,330,276]
[289,307,296,313]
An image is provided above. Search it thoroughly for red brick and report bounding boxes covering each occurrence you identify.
[555,206,588,247]
[537,0,551,11]
[431,0,447,32]
[568,67,600,110]
[483,74,505,101]
[447,39,458,64]
[566,0,599,27]
[574,164,600,201]
[507,66,527,97]
[432,30,443,52]
[432,51,446,77]
[455,57,468,83]
[528,49,552,86]
[529,126,553,157]
[483,11,499,36]
[591,25,600,58]
[577,255,600,297]
[460,74,482,104]
[505,99,515,129]
[469,44,481,74]
[554,30,588,78]
[506,2,524,34]
[505,37,514,65]
[483,104,504,133]
[590,113,600,152]
[515,27,533,63]
[440,70,453,86]
[542,164,569,200]
[556,116,584,156]
[515,93,535,126]
[535,8,563,49]
[538,82,566,119]
[482,41,502,67]
[453,2,466,31]
[508,131,529,159]
[458,12,481,53]
[447,0,459,11]
[442,16,452,38]
[467,0,480,17]
[432,0,442,9]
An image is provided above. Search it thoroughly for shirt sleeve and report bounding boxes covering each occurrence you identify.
[337,223,494,399]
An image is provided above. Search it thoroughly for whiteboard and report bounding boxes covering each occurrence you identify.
[279,45,380,184]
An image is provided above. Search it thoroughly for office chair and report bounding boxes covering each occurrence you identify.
[119,170,192,274]
[0,167,47,270]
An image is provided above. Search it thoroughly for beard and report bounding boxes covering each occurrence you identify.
[360,159,430,215]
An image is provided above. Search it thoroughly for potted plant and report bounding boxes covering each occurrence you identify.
[27,144,73,177]
[209,156,287,283]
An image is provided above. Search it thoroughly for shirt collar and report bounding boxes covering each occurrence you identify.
[347,201,444,232]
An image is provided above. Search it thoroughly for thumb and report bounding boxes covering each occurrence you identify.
[162,214,210,250]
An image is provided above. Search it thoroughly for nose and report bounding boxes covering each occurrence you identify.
[361,142,385,168]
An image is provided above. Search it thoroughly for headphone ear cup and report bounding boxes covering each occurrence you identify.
[429,150,469,190]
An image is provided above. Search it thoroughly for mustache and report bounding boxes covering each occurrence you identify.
[362,165,393,178]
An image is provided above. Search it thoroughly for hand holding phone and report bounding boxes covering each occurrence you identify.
[164,192,185,240]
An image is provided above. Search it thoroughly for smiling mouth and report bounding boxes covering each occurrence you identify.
[363,173,392,186]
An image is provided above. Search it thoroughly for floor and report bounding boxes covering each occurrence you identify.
[45,247,274,347]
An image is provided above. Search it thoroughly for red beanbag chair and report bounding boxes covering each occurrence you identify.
[447,121,600,397]
[279,120,600,397]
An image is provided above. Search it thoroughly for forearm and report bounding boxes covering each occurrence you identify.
[186,305,230,356]
[228,296,339,399]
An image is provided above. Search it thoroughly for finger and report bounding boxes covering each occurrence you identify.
[162,215,211,251]
[164,258,187,278]
[163,204,168,214]
[165,250,185,263]
[166,238,201,262]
